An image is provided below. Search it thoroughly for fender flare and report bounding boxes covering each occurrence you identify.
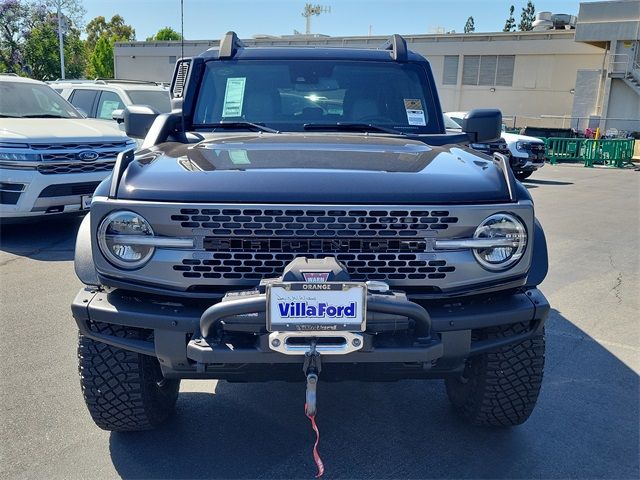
[526,217,548,287]
[74,213,100,286]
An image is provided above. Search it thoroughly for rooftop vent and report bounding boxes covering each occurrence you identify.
[533,12,577,30]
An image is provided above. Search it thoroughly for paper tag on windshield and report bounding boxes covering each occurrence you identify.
[222,77,246,117]
[404,99,426,126]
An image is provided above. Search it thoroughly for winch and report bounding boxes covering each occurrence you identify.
[194,256,434,477]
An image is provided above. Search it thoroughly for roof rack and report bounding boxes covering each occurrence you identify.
[1,72,20,76]
[380,34,408,62]
[219,31,246,59]
[94,78,160,85]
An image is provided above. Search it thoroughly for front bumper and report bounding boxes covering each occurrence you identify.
[72,286,549,381]
[0,168,109,218]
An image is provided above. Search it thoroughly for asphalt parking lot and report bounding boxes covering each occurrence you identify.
[1,164,638,480]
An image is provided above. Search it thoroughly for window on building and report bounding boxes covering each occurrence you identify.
[442,55,459,85]
[462,55,515,86]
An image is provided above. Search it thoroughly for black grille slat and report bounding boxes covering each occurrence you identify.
[30,141,129,151]
[173,208,457,236]
[174,253,455,282]
[38,181,101,198]
[37,161,115,175]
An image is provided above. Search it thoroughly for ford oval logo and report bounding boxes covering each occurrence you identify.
[78,150,99,161]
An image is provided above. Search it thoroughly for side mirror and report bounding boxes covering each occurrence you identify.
[462,109,502,143]
[123,105,159,139]
[111,109,124,123]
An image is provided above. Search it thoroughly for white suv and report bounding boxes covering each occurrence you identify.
[448,111,546,181]
[0,75,135,219]
[51,79,170,122]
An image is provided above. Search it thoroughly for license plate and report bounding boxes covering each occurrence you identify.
[267,282,367,332]
[81,195,92,209]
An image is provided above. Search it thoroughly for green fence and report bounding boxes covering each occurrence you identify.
[544,138,636,167]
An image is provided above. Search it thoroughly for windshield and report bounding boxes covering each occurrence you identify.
[0,81,82,118]
[128,90,171,113]
[193,60,440,134]
[443,114,462,130]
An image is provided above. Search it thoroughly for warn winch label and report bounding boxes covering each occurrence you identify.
[278,302,357,318]
[267,283,366,332]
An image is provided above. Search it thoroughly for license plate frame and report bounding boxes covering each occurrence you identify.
[80,195,92,210]
[266,282,367,332]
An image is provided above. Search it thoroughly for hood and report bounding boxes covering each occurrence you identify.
[0,118,128,143]
[501,132,544,144]
[117,133,513,204]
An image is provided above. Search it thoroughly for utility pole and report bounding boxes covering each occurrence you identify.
[302,4,331,35]
[56,0,65,79]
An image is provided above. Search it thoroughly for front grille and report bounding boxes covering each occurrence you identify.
[171,208,458,237]
[203,237,427,253]
[30,141,130,151]
[37,161,115,175]
[41,150,121,162]
[38,181,101,198]
[173,253,455,282]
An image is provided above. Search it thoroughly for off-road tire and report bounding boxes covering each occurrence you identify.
[515,171,533,181]
[445,322,545,427]
[78,329,180,431]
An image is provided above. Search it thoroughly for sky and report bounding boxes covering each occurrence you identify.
[82,0,584,41]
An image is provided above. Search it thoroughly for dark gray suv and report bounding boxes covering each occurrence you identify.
[72,33,549,434]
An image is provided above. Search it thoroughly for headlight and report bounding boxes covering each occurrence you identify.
[472,213,527,271]
[515,141,528,152]
[0,151,41,161]
[97,211,155,269]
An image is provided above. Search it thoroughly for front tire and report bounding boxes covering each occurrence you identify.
[78,329,180,431]
[445,322,545,427]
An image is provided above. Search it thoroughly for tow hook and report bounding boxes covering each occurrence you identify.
[302,340,324,477]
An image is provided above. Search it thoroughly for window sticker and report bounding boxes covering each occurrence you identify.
[222,77,246,117]
[229,149,250,165]
[99,100,122,119]
[404,99,426,126]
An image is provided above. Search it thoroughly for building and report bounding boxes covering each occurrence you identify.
[113,0,640,132]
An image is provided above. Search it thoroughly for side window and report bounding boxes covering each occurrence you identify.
[69,89,99,117]
[96,91,125,120]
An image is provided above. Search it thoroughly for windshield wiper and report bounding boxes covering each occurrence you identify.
[18,114,68,118]
[303,122,406,136]
[198,121,279,134]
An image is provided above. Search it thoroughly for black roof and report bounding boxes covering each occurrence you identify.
[199,46,426,62]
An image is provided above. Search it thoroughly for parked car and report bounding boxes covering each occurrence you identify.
[444,113,511,158]
[51,79,170,122]
[72,33,549,436]
[0,74,135,219]
[448,111,546,180]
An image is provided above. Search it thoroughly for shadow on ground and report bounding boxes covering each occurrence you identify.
[0,214,82,261]
[524,178,574,186]
[108,309,639,479]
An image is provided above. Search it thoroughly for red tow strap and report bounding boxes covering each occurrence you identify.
[305,405,325,478]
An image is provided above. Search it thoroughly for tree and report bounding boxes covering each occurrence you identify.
[519,1,536,31]
[464,16,475,34]
[85,15,135,79]
[0,0,29,74]
[85,15,135,52]
[87,35,113,78]
[22,12,85,80]
[146,27,182,41]
[503,5,516,32]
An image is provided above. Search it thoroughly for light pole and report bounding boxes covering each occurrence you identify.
[56,0,65,79]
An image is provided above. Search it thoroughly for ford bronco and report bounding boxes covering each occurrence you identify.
[72,33,549,434]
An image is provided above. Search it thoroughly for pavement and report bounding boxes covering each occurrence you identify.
[1,164,638,479]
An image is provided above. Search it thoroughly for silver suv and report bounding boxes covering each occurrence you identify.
[51,79,170,122]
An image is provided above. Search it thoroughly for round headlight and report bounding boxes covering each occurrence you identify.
[98,211,155,269]
[472,213,527,271]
